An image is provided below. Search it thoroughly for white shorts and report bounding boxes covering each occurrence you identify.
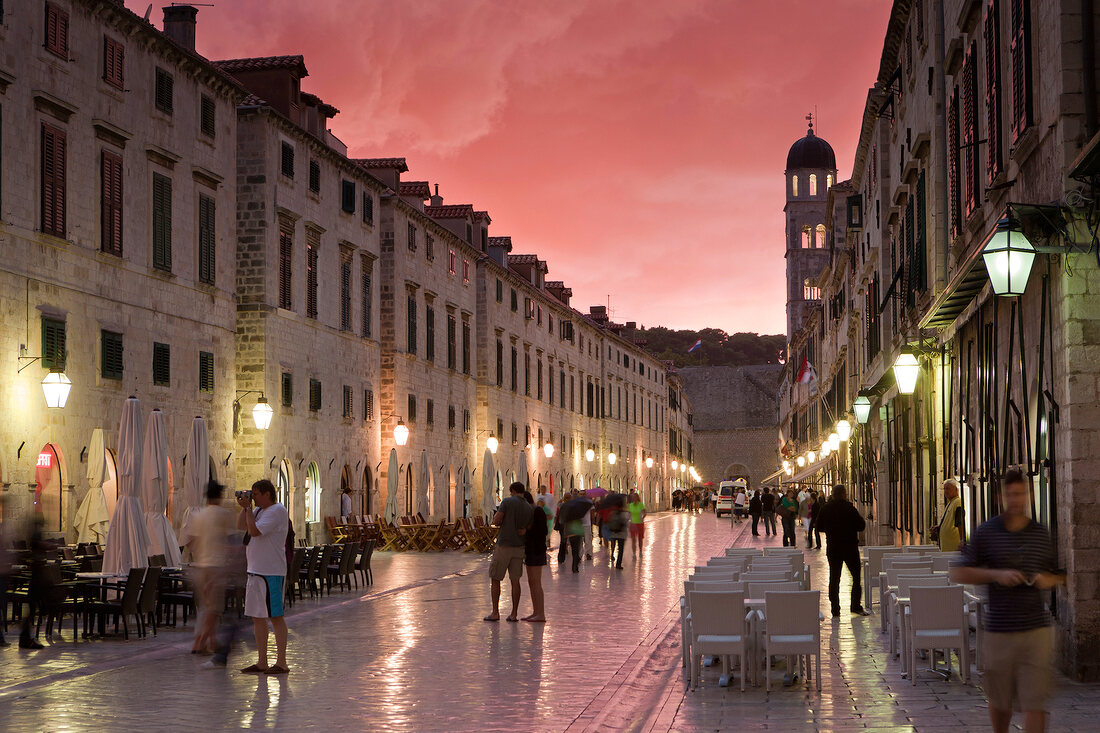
[244,574,285,618]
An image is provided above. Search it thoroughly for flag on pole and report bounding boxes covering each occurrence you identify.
[687,339,703,353]
[796,358,817,385]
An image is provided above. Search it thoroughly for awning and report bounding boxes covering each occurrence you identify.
[918,243,988,330]
[759,468,784,486]
[782,457,831,486]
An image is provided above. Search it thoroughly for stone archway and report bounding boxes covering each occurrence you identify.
[723,462,750,485]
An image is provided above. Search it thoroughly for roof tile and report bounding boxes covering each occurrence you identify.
[214,55,308,76]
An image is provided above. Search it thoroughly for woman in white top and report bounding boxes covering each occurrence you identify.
[733,490,747,523]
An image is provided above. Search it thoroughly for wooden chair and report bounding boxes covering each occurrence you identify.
[356,539,375,586]
[325,516,349,544]
[138,567,161,637]
[86,567,144,640]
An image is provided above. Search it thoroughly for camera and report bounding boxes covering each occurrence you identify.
[235,490,252,501]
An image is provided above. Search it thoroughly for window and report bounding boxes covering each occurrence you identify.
[279,219,293,309]
[461,320,470,374]
[425,234,434,262]
[524,352,531,396]
[306,229,319,319]
[308,160,320,193]
[41,124,66,238]
[363,389,374,420]
[198,194,215,284]
[481,228,488,252]
[985,0,1003,182]
[801,226,811,249]
[809,173,818,196]
[961,42,979,218]
[426,399,434,427]
[101,330,123,380]
[462,259,470,284]
[525,425,531,448]
[45,3,69,58]
[309,378,322,412]
[496,339,504,387]
[465,222,472,243]
[152,342,171,387]
[361,262,372,337]
[511,423,518,445]
[536,360,543,400]
[463,409,471,434]
[803,279,821,301]
[407,295,417,354]
[448,249,456,275]
[101,150,123,255]
[1010,0,1033,141]
[362,192,373,224]
[200,95,216,138]
[560,370,566,408]
[546,362,553,403]
[281,372,293,407]
[407,394,417,422]
[510,347,518,392]
[407,223,417,252]
[495,279,503,302]
[448,405,456,430]
[326,174,350,213]
[199,351,214,393]
[446,315,456,370]
[280,142,295,178]
[154,68,173,114]
[791,175,799,197]
[343,386,353,418]
[510,288,517,312]
[827,173,834,189]
[947,86,961,240]
[339,256,352,330]
[103,36,124,89]
[497,418,504,440]
[42,317,66,369]
[816,224,826,248]
[425,306,435,362]
[152,173,172,271]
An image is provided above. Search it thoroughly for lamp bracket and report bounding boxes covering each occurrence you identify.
[17,355,43,374]
[234,389,266,405]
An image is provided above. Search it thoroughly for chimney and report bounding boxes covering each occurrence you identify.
[163,5,198,51]
[430,184,443,207]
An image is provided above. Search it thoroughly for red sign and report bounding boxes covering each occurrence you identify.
[36,451,52,468]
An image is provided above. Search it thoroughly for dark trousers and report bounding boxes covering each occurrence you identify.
[557,529,569,563]
[827,547,863,613]
[807,519,821,547]
[762,511,777,536]
[750,513,760,536]
[781,515,796,546]
[568,535,582,572]
[609,538,625,567]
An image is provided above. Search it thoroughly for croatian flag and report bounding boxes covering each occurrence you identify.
[687,339,703,353]
[796,358,817,385]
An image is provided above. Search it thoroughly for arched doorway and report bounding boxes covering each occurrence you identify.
[361,465,372,516]
[724,462,750,484]
[34,443,64,533]
[340,465,352,519]
[103,449,119,518]
[405,464,415,516]
[305,462,320,524]
[276,459,292,508]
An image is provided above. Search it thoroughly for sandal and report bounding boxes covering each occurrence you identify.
[265,665,290,675]
[521,617,546,623]
[483,615,500,622]
[505,615,519,623]
[240,664,268,674]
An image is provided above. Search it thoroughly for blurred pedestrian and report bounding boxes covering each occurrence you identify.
[932,479,965,552]
[779,489,798,547]
[521,492,547,623]
[733,486,747,524]
[237,478,290,674]
[815,484,869,617]
[0,497,14,647]
[797,488,810,527]
[627,491,646,554]
[748,490,762,537]
[761,488,777,536]
[340,486,353,523]
[484,482,532,622]
[807,491,822,549]
[951,469,1063,733]
[180,479,234,655]
[555,493,571,565]
[18,517,50,649]
[581,501,593,559]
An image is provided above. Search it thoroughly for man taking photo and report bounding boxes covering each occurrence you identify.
[237,479,290,675]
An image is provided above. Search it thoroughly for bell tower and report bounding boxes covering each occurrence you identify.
[784,115,837,342]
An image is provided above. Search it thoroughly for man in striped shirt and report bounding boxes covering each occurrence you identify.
[952,468,1064,733]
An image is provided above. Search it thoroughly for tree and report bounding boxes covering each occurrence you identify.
[628,326,784,368]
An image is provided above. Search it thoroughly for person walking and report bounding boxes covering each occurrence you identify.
[627,491,646,555]
[797,488,810,527]
[565,509,585,574]
[733,487,747,524]
[951,469,1063,733]
[761,487,777,537]
[237,479,291,674]
[806,490,822,549]
[605,505,629,569]
[581,500,594,559]
[0,497,14,647]
[748,490,762,537]
[521,492,548,623]
[340,486,353,523]
[484,482,533,622]
[555,493,572,565]
[779,489,798,547]
[815,484,869,616]
[180,480,234,656]
[932,479,965,552]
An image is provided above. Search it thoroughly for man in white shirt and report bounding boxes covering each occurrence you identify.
[236,479,290,675]
[340,487,353,522]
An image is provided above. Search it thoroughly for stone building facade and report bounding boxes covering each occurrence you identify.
[778,0,1100,680]
[679,365,783,488]
[0,1,242,536]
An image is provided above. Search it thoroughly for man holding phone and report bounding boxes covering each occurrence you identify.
[951,468,1064,733]
[236,479,290,675]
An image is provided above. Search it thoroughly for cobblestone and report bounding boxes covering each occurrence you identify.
[0,513,1098,731]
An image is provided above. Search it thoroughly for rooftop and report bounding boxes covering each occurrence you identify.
[354,158,409,173]
[399,181,432,198]
[425,204,474,218]
[214,55,308,77]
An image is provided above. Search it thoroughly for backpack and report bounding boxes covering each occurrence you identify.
[607,511,626,533]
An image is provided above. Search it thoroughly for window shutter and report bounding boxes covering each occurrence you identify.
[361,267,372,337]
[155,68,174,114]
[363,389,374,420]
[199,351,214,393]
[152,173,172,271]
[407,296,417,354]
[41,124,66,238]
[339,259,352,330]
[310,379,322,412]
[42,317,66,369]
[343,386,353,418]
[104,37,124,88]
[341,180,355,213]
[46,4,69,57]
[101,150,123,255]
[282,372,293,407]
[462,321,470,374]
[408,394,416,422]
[308,160,320,193]
[947,86,961,240]
[904,195,915,306]
[984,0,1002,182]
[916,169,927,292]
[198,194,215,284]
[152,342,171,386]
[961,42,979,218]
[279,222,293,309]
[1009,0,1032,140]
[281,142,295,178]
[362,192,373,224]
[101,330,123,380]
[306,230,319,319]
[425,307,435,362]
[200,95,216,137]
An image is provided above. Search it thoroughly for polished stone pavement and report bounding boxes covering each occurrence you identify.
[0,512,1096,732]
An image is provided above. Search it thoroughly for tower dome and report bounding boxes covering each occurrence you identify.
[785,122,836,171]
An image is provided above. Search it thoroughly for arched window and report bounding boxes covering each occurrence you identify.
[34,443,63,532]
[791,175,799,197]
[802,226,812,248]
[305,462,320,523]
[803,279,821,300]
[361,465,372,516]
[826,174,834,189]
[816,224,827,248]
[809,174,818,196]
[277,460,292,508]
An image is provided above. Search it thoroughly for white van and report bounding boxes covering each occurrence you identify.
[715,479,747,517]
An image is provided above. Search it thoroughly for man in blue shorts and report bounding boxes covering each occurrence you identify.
[236,479,290,675]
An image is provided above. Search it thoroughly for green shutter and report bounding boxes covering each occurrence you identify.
[198,194,215,284]
[199,351,214,392]
[41,317,66,369]
[152,173,172,271]
[281,372,293,407]
[152,342,170,386]
[101,330,123,380]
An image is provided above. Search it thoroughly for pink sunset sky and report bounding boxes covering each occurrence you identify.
[135,0,891,335]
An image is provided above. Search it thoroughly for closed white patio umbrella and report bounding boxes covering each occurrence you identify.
[103,396,152,575]
[434,464,450,521]
[417,450,430,519]
[143,409,181,566]
[480,449,495,518]
[179,416,209,537]
[74,428,109,544]
[384,448,399,524]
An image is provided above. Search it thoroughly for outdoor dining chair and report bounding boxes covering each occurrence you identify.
[908,584,969,684]
[860,546,904,611]
[688,590,753,691]
[85,567,144,640]
[137,567,161,637]
[284,547,307,607]
[747,581,801,597]
[891,574,951,659]
[880,560,934,632]
[761,590,822,691]
[357,539,375,586]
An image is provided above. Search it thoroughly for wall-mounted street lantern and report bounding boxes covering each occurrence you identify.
[586,447,596,462]
[853,395,873,424]
[234,390,272,431]
[544,442,555,458]
[893,350,921,395]
[486,434,499,455]
[836,419,852,441]
[982,216,1036,297]
[608,452,617,465]
[393,419,410,446]
[645,456,654,469]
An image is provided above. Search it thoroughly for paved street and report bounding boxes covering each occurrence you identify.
[1,512,1098,732]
